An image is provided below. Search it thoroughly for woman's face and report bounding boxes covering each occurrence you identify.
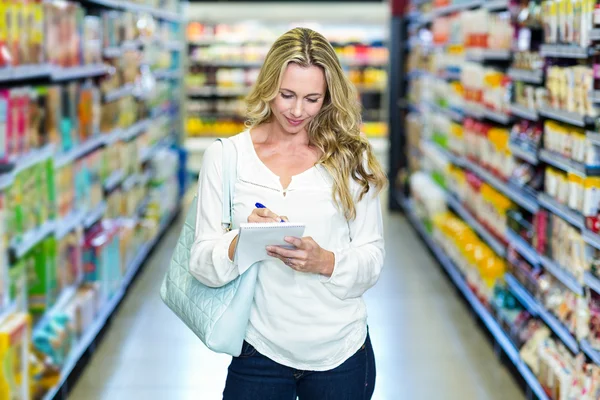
[271,63,327,135]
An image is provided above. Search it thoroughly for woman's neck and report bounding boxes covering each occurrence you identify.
[263,121,310,147]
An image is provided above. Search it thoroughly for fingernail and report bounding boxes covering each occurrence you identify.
[266,246,273,251]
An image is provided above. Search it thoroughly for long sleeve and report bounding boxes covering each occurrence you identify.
[320,187,385,300]
[189,141,240,288]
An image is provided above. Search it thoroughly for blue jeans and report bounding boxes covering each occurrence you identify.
[223,334,376,400]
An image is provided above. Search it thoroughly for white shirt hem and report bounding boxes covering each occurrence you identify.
[244,323,368,371]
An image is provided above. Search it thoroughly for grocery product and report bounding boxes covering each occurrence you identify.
[0,313,29,400]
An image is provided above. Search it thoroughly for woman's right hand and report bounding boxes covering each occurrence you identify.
[228,207,288,261]
[247,207,287,223]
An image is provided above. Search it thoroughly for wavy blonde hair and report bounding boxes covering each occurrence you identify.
[245,27,387,220]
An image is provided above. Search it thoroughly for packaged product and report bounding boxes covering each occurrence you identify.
[0,313,30,400]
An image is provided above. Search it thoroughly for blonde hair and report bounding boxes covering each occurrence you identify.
[245,27,387,220]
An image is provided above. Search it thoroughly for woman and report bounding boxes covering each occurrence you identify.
[189,27,387,399]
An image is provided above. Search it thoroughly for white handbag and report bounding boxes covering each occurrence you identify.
[160,138,258,357]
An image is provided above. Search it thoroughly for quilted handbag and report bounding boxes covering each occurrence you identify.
[160,138,259,357]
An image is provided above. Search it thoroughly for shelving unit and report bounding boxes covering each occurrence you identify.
[42,209,179,400]
[0,1,185,398]
[398,0,600,396]
[404,201,549,400]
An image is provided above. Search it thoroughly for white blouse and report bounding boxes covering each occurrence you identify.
[189,130,385,371]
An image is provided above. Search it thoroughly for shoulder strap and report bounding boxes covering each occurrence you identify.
[216,138,238,231]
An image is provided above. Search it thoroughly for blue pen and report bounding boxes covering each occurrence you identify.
[255,203,285,222]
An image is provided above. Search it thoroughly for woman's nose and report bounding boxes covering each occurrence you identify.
[291,100,303,117]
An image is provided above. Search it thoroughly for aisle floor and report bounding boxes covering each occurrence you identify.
[70,198,524,400]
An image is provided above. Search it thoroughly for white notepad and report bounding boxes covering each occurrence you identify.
[234,222,306,273]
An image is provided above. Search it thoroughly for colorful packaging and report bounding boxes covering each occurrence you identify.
[28,238,58,317]
[0,313,30,400]
[0,90,8,163]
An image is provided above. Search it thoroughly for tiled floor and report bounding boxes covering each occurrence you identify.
[70,200,525,400]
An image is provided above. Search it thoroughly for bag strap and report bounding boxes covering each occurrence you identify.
[216,138,238,231]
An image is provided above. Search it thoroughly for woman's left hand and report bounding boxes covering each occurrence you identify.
[266,237,335,277]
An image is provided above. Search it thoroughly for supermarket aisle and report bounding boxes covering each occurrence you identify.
[70,196,524,400]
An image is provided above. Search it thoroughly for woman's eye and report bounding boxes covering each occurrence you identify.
[281,93,293,99]
[307,98,318,103]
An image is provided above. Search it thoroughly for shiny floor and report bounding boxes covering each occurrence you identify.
[70,198,525,400]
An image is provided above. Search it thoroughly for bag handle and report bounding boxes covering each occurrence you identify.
[216,138,238,231]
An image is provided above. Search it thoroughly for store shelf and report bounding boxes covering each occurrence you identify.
[122,174,139,192]
[14,145,55,175]
[51,64,109,81]
[507,68,544,84]
[103,47,122,58]
[187,86,251,97]
[505,228,540,267]
[589,91,600,104]
[10,221,55,260]
[1,63,110,83]
[482,107,513,125]
[462,158,539,213]
[404,201,549,400]
[35,280,82,333]
[482,0,509,11]
[104,170,125,192]
[539,255,584,296]
[81,0,182,22]
[55,209,88,240]
[537,302,580,354]
[192,60,264,68]
[504,273,539,316]
[538,106,594,127]
[140,137,174,163]
[465,49,512,62]
[538,149,589,176]
[121,119,150,142]
[581,339,600,365]
[586,131,600,148]
[104,83,134,103]
[584,271,600,294]
[0,145,54,190]
[0,64,54,83]
[42,207,180,400]
[54,136,108,169]
[509,103,538,121]
[583,229,600,251]
[540,44,592,59]
[104,128,123,147]
[464,103,485,119]
[509,143,538,165]
[464,103,513,124]
[83,201,107,229]
[429,0,482,18]
[446,194,506,257]
[538,192,584,229]
[428,102,463,122]
[430,142,465,167]
[155,69,183,80]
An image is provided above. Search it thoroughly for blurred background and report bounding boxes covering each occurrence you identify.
[3,0,599,399]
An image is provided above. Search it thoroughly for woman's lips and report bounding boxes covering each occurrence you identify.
[286,117,303,126]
